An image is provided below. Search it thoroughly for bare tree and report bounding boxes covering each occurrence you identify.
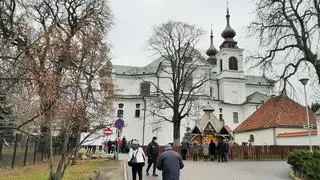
[146,21,207,145]
[248,0,320,89]
[0,0,113,179]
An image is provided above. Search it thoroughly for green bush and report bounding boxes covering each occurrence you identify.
[287,150,320,180]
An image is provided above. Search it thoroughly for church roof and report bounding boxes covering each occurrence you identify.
[245,92,270,104]
[113,58,162,75]
[245,75,274,86]
[234,96,317,133]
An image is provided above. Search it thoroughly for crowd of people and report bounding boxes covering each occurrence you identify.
[104,136,130,154]
[98,136,231,180]
[181,138,230,162]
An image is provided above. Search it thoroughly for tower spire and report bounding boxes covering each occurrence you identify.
[206,26,218,65]
[220,2,238,49]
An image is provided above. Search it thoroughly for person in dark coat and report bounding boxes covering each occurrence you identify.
[209,140,216,161]
[217,140,224,162]
[222,139,229,162]
[181,141,188,160]
[146,136,159,176]
[157,144,184,180]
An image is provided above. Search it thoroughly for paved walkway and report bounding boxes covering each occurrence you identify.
[120,154,291,180]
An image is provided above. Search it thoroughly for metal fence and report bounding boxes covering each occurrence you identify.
[0,134,61,168]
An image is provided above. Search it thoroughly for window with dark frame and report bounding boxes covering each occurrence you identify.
[117,109,123,118]
[233,112,239,123]
[219,114,223,121]
[140,82,150,96]
[135,103,141,118]
[117,103,124,118]
[229,57,238,70]
[135,109,140,118]
[220,59,223,72]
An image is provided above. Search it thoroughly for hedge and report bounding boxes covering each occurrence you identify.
[287,150,320,180]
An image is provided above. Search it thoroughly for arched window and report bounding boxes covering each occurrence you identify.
[220,59,223,72]
[229,57,238,70]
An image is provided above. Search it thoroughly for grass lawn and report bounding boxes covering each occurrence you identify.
[0,158,124,180]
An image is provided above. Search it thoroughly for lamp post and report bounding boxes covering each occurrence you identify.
[299,78,312,152]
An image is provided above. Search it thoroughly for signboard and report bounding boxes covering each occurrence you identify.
[104,128,112,136]
[115,119,124,129]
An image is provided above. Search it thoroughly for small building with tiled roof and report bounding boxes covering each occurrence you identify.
[191,103,233,143]
[234,96,320,145]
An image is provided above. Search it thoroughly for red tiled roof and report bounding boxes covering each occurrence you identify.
[277,130,317,137]
[233,96,317,133]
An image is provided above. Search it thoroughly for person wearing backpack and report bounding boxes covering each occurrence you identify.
[128,139,146,180]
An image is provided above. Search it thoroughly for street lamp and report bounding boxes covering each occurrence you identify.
[299,78,312,152]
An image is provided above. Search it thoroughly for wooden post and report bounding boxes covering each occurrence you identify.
[0,139,3,160]
[11,133,19,168]
[23,136,29,166]
[33,140,38,164]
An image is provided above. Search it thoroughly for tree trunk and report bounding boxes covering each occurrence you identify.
[54,130,70,180]
[71,130,81,166]
[315,63,320,84]
[173,119,181,146]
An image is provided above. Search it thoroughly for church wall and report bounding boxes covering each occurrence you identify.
[219,79,246,104]
[218,104,244,130]
[111,98,145,143]
[113,75,157,95]
[243,104,260,120]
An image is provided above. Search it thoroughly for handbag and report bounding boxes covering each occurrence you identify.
[128,149,138,167]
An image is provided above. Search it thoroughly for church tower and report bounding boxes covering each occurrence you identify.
[99,59,114,98]
[206,28,218,68]
[215,7,246,104]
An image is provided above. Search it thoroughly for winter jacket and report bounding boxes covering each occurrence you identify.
[209,142,216,154]
[147,141,159,159]
[157,144,184,180]
[202,142,209,156]
[128,147,146,163]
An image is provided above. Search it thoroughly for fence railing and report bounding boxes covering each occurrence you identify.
[0,135,61,168]
[142,145,320,160]
[229,145,320,160]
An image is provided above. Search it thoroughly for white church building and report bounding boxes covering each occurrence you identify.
[100,9,274,146]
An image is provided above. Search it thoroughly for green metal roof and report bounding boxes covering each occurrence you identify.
[246,92,270,104]
[245,75,274,86]
[113,58,162,75]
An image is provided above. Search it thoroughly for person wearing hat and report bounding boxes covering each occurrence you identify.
[146,136,159,176]
[128,139,146,180]
[157,144,184,180]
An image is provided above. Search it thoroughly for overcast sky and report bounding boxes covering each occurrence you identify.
[108,0,257,67]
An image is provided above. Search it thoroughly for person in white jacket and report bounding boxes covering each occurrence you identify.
[128,139,146,180]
